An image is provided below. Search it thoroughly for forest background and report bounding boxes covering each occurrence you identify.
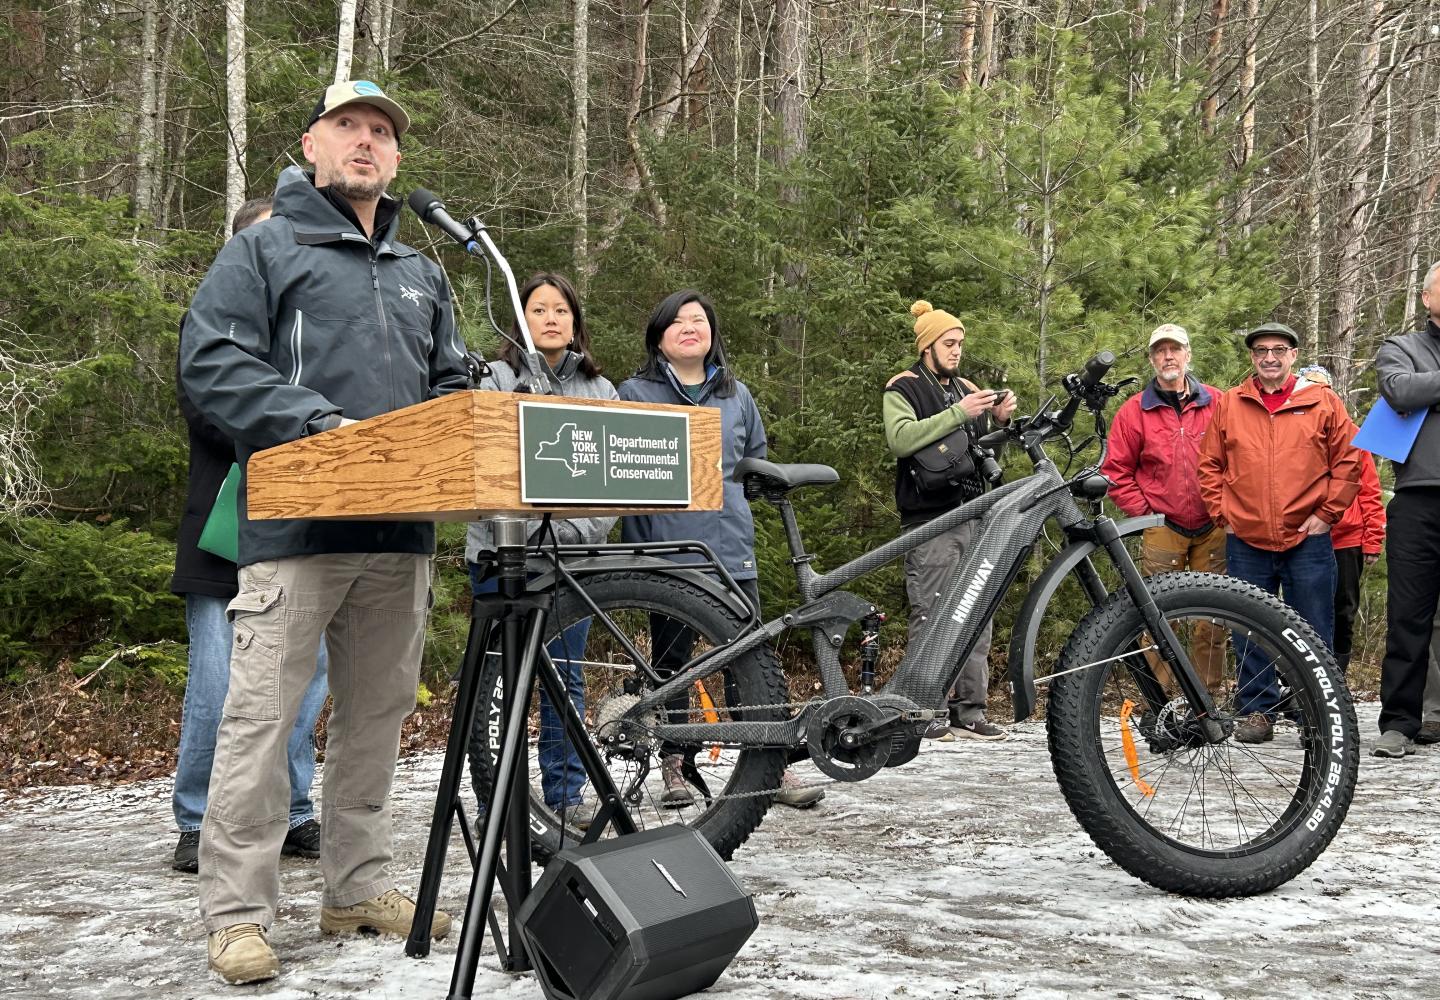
[1,0,1435,782]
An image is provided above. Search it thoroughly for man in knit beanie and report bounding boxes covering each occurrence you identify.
[883,300,1016,741]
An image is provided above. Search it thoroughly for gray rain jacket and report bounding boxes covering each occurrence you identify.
[617,364,767,581]
[465,352,620,562]
[1376,319,1440,490]
[179,167,469,565]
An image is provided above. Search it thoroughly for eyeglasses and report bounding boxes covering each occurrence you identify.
[1250,346,1293,358]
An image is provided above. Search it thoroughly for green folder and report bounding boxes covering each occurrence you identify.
[197,463,241,563]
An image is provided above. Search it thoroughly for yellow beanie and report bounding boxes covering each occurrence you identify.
[911,300,965,354]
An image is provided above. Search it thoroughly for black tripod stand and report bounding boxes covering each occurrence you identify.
[405,518,636,1000]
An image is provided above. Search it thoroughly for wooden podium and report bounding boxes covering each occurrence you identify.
[245,390,723,520]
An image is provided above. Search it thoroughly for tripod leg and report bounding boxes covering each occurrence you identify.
[406,607,494,959]
[447,601,548,999]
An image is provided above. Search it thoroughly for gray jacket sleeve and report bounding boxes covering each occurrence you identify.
[741,384,768,461]
[1377,339,1440,412]
[179,238,342,449]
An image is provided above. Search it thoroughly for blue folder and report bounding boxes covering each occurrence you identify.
[1352,397,1427,463]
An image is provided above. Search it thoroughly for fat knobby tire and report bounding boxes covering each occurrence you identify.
[1046,572,1360,897]
[467,570,789,861]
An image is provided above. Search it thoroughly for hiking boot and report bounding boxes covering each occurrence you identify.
[208,923,279,985]
[320,889,451,940]
[773,769,825,809]
[659,754,695,809]
[922,718,956,742]
[1372,729,1416,759]
[1233,714,1274,745]
[1417,720,1440,745]
[555,798,601,829]
[173,830,200,873]
[281,819,321,859]
[951,717,1006,741]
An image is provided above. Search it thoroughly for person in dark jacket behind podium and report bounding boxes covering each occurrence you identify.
[884,300,1015,742]
[618,289,825,811]
[179,81,468,984]
[1374,261,1440,759]
[169,198,329,876]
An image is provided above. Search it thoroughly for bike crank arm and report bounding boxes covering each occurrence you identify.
[1097,521,1225,743]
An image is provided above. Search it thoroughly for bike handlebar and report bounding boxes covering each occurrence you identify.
[1054,350,1116,433]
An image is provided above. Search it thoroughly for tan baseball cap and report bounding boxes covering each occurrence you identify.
[307,80,410,138]
[1147,323,1190,350]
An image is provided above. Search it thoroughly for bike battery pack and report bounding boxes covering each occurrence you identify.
[516,825,758,1000]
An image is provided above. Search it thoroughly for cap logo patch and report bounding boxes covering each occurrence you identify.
[353,80,382,96]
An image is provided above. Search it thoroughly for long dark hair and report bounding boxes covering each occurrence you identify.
[637,289,736,397]
[499,272,602,379]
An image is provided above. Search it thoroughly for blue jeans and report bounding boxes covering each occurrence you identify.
[172,593,330,831]
[1225,533,1336,718]
[470,565,591,808]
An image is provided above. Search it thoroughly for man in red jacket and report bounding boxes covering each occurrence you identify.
[1296,365,1385,677]
[1198,323,1363,744]
[1101,324,1225,690]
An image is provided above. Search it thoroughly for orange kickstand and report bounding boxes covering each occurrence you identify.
[1119,699,1157,798]
[696,681,722,762]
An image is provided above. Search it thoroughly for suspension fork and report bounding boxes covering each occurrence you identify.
[1093,517,1226,743]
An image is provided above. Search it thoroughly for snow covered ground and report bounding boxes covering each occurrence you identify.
[2,702,1437,1000]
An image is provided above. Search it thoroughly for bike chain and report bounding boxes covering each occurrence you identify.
[590,695,940,804]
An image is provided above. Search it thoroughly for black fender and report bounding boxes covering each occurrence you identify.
[1007,515,1163,721]
[523,555,756,624]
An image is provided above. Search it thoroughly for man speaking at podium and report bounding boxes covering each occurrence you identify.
[180,81,468,985]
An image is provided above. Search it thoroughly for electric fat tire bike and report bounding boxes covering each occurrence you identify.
[467,352,1360,897]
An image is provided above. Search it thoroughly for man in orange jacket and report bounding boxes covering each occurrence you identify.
[1198,323,1363,744]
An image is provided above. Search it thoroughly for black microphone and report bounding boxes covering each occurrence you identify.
[406,188,477,249]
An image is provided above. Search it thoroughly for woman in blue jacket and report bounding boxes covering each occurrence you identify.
[618,289,823,810]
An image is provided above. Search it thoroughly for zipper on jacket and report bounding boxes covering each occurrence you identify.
[289,311,304,385]
[370,252,396,412]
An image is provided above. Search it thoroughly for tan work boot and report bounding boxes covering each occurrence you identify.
[320,889,451,940]
[207,923,280,985]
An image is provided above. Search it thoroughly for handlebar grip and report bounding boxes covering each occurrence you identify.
[1080,351,1116,390]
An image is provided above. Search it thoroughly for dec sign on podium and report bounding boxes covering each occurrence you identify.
[245,391,723,521]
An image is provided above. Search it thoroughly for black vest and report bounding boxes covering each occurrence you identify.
[888,361,991,526]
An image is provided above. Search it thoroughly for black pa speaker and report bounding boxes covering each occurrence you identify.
[515,825,758,1000]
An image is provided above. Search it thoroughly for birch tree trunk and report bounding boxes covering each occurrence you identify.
[1330,0,1385,397]
[224,0,248,231]
[1172,0,1186,81]
[570,0,590,287]
[335,0,358,83]
[133,0,160,219]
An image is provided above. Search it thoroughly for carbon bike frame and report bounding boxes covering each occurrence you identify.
[541,451,1221,751]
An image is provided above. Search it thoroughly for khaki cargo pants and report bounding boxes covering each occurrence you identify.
[199,552,431,932]
[1139,523,1227,691]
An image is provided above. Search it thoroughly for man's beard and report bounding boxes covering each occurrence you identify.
[929,349,962,380]
[329,172,389,202]
[1156,368,1185,388]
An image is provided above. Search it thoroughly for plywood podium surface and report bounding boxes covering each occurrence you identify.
[246,391,723,521]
